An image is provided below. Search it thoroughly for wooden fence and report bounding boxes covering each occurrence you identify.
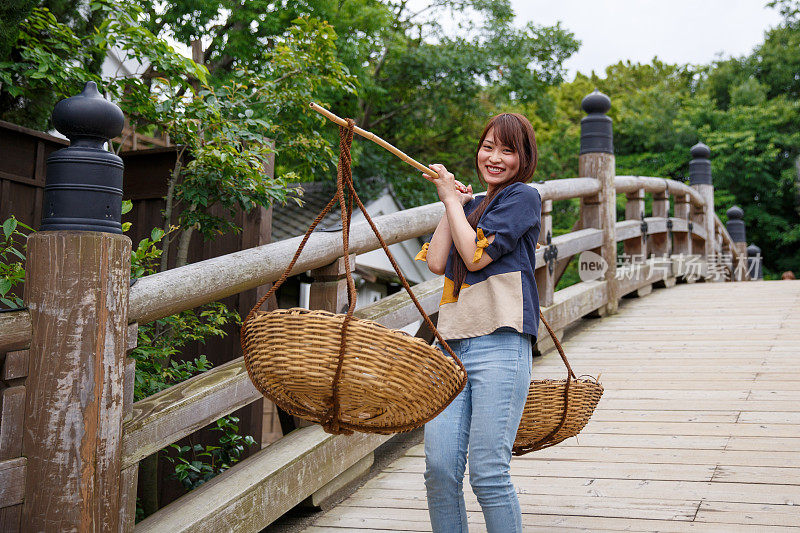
[0,122,276,484]
[0,90,752,532]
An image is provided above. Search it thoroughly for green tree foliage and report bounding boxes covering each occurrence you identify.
[701,97,800,275]
[0,1,105,128]
[0,217,33,309]
[122,0,579,206]
[0,0,36,58]
[538,1,800,278]
[165,416,256,491]
[329,1,580,207]
[3,0,354,269]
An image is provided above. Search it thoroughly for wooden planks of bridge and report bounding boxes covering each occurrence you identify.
[302,280,800,532]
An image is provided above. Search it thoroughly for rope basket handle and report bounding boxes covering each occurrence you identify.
[539,311,577,381]
[529,310,600,450]
[241,119,465,434]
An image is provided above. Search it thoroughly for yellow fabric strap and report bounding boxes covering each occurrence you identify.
[415,242,429,262]
[473,228,490,263]
[440,277,470,305]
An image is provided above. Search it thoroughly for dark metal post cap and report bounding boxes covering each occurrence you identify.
[52,81,124,143]
[40,82,125,234]
[747,244,761,255]
[581,90,611,115]
[689,141,712,186]
[726,206,744,220]
[580,89,613,155]
[690,142,711,159]
[725,205,746,243]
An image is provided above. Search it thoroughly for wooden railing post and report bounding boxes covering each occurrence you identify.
[622,186,656,297]
[672,193,692,256]
[624,188,646,260]
[747,244,763,280]
[309,254,357,314]
[651,184,670,258]
[535,199,554,307]
[650,183,675,288]
[578,90,618,315]
[533,199,561,354]
[21,82,131,532]
[689,142,715,262]
[725,206,750,281]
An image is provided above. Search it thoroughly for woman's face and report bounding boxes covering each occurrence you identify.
[477,128,520,192]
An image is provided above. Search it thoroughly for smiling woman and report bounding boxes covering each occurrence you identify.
[425,113,538,294]
[414,112,542,533]
[478,132,520,188]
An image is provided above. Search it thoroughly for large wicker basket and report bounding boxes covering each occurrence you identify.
[512,312,604,455]
[242,308,466,434]
[241,120,467,435]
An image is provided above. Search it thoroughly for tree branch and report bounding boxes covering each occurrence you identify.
[160,145,187,272]
[272,68,302,85]
[366,100,414,129]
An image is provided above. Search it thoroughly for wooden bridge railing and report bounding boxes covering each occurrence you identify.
[0,89,755,533]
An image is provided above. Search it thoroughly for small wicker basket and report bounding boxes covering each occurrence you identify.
[512,312,603,455]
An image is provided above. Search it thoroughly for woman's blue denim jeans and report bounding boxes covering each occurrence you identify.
[424,327,532,533]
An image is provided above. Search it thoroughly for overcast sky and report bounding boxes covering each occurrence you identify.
[510,0,783,79]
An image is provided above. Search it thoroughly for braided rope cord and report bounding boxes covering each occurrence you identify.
[520,309,581,452]
[241,119,467,435]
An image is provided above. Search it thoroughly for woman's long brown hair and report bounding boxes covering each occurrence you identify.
[450,113,538,297]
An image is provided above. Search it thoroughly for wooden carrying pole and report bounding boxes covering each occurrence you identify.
[310,102,440,180]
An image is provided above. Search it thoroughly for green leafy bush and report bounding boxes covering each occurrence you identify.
[0,216,32,309]
[165,416,256,490]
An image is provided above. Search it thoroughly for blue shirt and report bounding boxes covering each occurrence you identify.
[425,182,542,341]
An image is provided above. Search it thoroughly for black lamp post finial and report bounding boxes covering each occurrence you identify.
[689,142,712,186]
[726,205,746,243]
[40,81,126,233]
[580,89,613,155]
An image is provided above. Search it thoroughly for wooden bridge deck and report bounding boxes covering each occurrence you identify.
[303,280,800,532]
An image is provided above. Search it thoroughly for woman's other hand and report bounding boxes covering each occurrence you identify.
[425,163,473,205]
[454,180,474,205]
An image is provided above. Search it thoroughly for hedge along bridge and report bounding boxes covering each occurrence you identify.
[0,85,773,533]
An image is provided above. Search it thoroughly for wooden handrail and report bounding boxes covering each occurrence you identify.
[533,177,600,201]
[127,178,601,324]
[129,249,693,533]
[128,202,444,324]
[0,211,706,352]
[615,176,706,206]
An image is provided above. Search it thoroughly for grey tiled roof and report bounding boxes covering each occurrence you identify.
[271,181,353,242]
